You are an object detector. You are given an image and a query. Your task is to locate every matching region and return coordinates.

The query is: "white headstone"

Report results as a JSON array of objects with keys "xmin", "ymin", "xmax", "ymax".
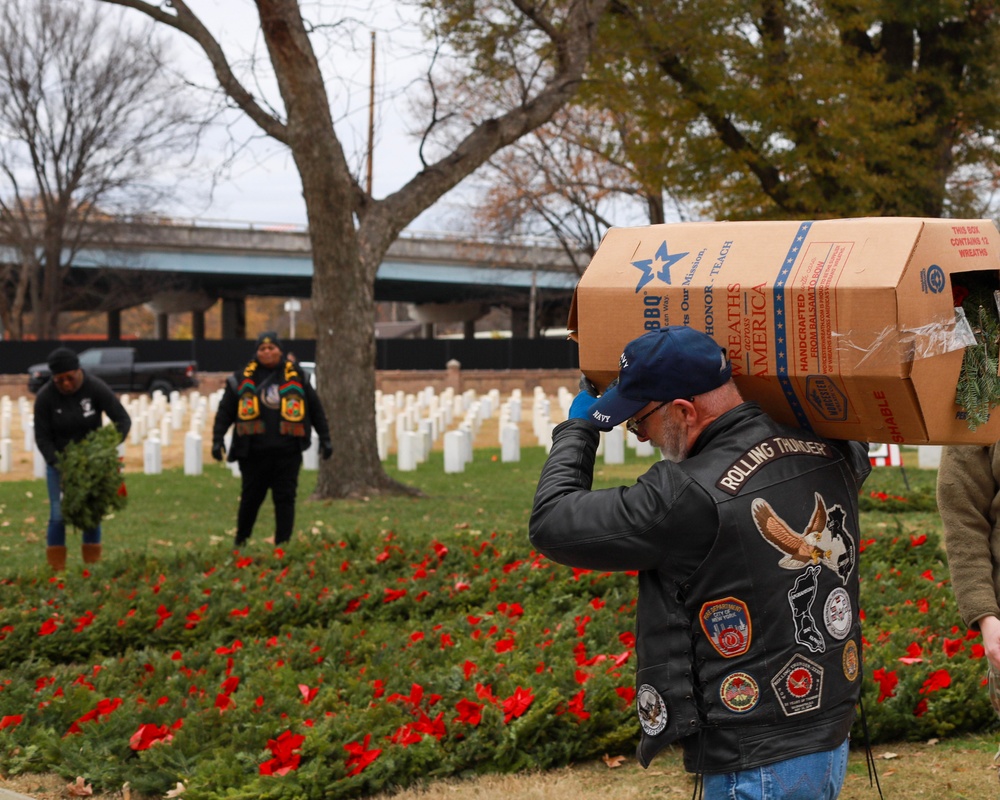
[
  {"xmin": 33, "ymin": 445, "xmax": 46, "ymax": 479},
  {"xmin": 917, "ymin": 445, "xmax": 942, "ymax": 469},
  {"xmin": 604, "ymin": 427, "xmax": 625, "ymax": 464},
  {"xmin": 397, "ymin": 431, "xmax": 419, "ymax": 471},
  {"xmin": 635, "ymin": 439, "xmax": 655, "ymax": 458},
  {"xmin": 501, "ymin": 423, "xmax": 521, "ymax": 463},
  {"xmin": 184, "ymin": 431, "xmax": 203, "ymax": 475},
  {"xmin": 444, "ymin": 430, "xmax": 465, "ymax": 473},
  {"xmin": 0, "ymin": 438, "xmax": 9, "ymax": 474},
  {"xmin": 303, "ymin": 432, "xmax": 319, "ymax": 470},
  {"xmin": 143, "ymin": 436, "xmax": 162, "ymax": 475}
]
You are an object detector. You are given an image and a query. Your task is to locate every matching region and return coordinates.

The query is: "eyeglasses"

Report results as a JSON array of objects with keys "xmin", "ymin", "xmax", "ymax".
[{"xmin": 627, "ymin": 402, "xmax": 667, "ymax": 435}]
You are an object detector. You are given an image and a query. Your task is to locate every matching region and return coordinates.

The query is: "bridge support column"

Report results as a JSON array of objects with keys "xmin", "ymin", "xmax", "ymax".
[
  {"xmin": 192, "ymin": 310, "xmax": 206, "ymax": 340},
  {"xmin": 155, "ymin": 313, "xmax": 169, "ymax": 340},
  {"xmin": 107, "ymin": 309, "xmax": 121, "ymax": 340},
  {"xmin": 421, "ymin": 322, "xmax": 434, "ymax": 339},
  {"xmin": 463, "ymin": 320, "xmax": 475, "ymax": 340},
  {"xmin": 510, "ymin": 306, "xmax": 530, "ymax": 338},
  {"xmin": 222, "ymin": 298, "xmax": 246, "ymax": 339}
]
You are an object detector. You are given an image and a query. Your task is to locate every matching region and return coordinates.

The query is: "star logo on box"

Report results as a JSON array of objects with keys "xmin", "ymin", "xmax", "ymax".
[{"xmin": 631, "ymin": 241, "xmax": 689, "ymax": 292}]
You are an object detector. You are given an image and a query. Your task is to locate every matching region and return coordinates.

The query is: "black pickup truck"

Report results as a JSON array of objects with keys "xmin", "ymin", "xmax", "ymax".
[{"xmin": 28, "ymin": 347, "xmax": 198, "ymax": 395}]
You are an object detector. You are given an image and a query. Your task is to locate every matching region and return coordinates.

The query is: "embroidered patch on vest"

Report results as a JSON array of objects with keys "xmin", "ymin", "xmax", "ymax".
[
  {"xmin": 636, "ymin": 684, "xmax": 668, "ymax": 736},
  {"xmin": 719, "ymin": 672, "xmax": 760, "ymax": 713},
  {"xmin": 787, "ymin": 564, "xmax": 825, "ymax": 654},
  {"xmin": 699, "ymin": 597, "xmax": 752, "ymax": 658},
  {"xmin": 842, "ymin": 640, "xmax": 859, "ymax": 682},
  {"xmin": 751, "ymin": 492, "xmax": 855, "ymax": 584},
  {"xmin": 715, "ymin": 436, "xmax": 834, "ymax": 495},
  {"xmin": 823, "ymin": 587, "xmax": 852, "ymax": 640},
  {"xmin": 771, "ymin": 655, "xmax": 824, "ymax": 716}
]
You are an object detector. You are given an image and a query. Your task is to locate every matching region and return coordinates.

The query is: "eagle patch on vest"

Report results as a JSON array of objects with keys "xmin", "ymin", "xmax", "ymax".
[{"xmin": 751, "ymin": 492, "xmax": 855, "ymax": 582}]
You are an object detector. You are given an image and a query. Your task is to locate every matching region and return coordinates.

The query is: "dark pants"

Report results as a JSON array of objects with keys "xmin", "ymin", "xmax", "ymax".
[{"xmin": 236, "ymin": 449, "xmax": 302, "ymax": 545}]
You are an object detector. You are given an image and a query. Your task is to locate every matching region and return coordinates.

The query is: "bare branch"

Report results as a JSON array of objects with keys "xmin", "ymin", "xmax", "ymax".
[{"xmin": 99, "ymin": 0, "xmax": 289, "ymax": 143}]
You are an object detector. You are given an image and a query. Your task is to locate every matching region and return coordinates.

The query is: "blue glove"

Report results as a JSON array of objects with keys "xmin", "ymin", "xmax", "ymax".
[{"xmin": 569, "ymin": 390, "xmax": 599, "ymax": 423}]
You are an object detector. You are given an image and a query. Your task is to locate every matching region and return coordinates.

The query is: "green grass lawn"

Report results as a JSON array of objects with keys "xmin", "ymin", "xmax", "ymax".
[{"xmin": 0, "ymin": 444, "xmax": 990, "ymax": 799}]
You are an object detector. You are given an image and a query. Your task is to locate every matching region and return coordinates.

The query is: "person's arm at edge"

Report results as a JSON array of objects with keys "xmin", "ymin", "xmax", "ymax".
[
  {"xmin": 529, "ymin": 419, "xmax": 685, "ymax": 572},
  {"xmin": 304, "ymin": 379, "xmax": 331, "ymax": 443},
  {"xmin": 32, "ymin": 388, "xmax": 58, "ymax": 466},
  {"xmin": 938, "ymin": 445, "xmax": 1000, "ymax": 634},
  {"xmin": 96, "ymin": 380, "xmax": 131, "ymax": 443}
]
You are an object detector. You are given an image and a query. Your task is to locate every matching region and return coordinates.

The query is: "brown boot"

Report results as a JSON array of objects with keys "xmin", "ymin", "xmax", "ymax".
[
  {"xmin": 81, "ymin": 543, "xmax": 102, "ymax": 564},
  {"xmin": 46, "ymin": 546, "xmax": 67, "ymax": 572}
]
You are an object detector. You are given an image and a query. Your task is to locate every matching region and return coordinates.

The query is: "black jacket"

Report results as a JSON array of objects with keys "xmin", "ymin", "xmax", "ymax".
[
  {"xmin": 33, "ymin": 372, "xmax": 131, "ymax": 467},
  {"xmin": 529, "ymin": 402, "xmax": 870, "ymax": 774},
  {"xmin": 212, "ymin": 359, "xmax": 331, "ymax": 461}
]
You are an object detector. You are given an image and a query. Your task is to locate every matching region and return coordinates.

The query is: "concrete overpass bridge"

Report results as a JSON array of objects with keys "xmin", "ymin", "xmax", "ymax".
[{"xmin": 43, "ymin": 219, "xmax": 585, "ymax": 339}]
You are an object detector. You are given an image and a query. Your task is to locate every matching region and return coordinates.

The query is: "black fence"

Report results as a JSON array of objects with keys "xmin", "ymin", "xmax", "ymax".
[{"xmin": 0, "ymin": 338, "xmax": 580, "ymax": 375}]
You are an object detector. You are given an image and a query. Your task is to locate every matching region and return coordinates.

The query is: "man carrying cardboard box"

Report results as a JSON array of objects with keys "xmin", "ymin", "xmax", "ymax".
[{"xmin": 530, "ymin": 326, "xmax": 872, "ymax": 799}]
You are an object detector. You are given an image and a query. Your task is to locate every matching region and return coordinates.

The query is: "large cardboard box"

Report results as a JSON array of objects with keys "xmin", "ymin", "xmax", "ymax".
[{"xmin": 569, "ymin": 218, "xmax": 1000, "ymax": 444}]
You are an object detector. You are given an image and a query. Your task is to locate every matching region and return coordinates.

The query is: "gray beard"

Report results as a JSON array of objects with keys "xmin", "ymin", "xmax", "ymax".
[{"xmin": 658, "ymin": 417, "xmax": 688, "ymax": 463}]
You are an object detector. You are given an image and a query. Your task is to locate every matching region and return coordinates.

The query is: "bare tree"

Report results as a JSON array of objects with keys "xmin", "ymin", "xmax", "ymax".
[
  {"xmin": 94, "ymin": 0, "xmax": 610, "ymax": 499},
  {"xmin": 472, "ymin": 104, "xmax": 701, "ymax": 271},
  {"xmin": 0, "ymin": 0, "xmax": 204, "ymax": 339}
]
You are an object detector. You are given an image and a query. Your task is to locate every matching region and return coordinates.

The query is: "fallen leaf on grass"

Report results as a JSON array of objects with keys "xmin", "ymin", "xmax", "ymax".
[
  {"xmin": 165, "ymin": 781, "xmax": 186, "ymax": 797},
  {"xmin": 602, "ymin": 754, "xmax": 627, "ymax": 768},
  {"xmin": 926, "ymin": 738, "xmax": 939, "ymax": 746},
  {"xmin": 879, "ymin": 752, "xmax": 899, "ymax": 760},
  {"xmin": 66, "ymin": 776, "xmax": 93, "ymax": 796},
  {"xmin": 454, "ymin": 522, "xmax": 470, "ymax": 529}
]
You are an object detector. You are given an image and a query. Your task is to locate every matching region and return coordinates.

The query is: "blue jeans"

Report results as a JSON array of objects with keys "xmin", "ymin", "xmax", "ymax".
[
  {"xmin": 46, "ymin": 465, "xmax": 101, "ymax": 547},
  {"xmin": 702, "ymin": 739, "xmax": 849, "ymax": 800}
]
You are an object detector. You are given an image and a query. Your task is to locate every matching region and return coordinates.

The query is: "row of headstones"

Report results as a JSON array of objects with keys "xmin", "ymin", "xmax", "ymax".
[
  {"xmin": 0, "ymin": 384, "xmax": 659, "ymax": 480},
  {"xmin": 0, "ymin": 390, "xmax": 224, "ymax": 477},
  {"xmin": 395, "ymin": 384, "xmax": 659, "ymax": 474}
]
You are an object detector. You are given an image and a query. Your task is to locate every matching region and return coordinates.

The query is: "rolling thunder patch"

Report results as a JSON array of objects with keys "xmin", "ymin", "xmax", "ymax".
[{"xmin": 715, "ymin": 436, "xmax": 835, "ymax": 496}]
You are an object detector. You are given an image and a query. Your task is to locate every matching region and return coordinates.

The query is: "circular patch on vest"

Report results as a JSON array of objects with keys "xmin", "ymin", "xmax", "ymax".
[
  {"xmin": 823, "ymin": 587, "xmax": 852, "ymax": 640},
  {"xmin": 719, "ymin": 672, "xmax": 760, "ymax": 713},
  {"xmin": 636, "ymin": 684, "xmax": 668, "ymax": 736},
  {"xmin": 842, "ymin": 639, "xmax": 859, "ymax": 682}
]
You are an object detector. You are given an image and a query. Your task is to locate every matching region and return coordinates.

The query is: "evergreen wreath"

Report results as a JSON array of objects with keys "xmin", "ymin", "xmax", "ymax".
[
  {"xmin": 955, "ymin": 283, "xmax": 1000, "ymax": 430},
  {"xmin": 57, "ymin": 425, "xmax": 127, "ymax": 532}
]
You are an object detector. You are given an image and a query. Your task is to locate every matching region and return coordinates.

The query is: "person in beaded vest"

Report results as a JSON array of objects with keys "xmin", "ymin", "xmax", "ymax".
[
  {"xmin": 530, "ymin": 327, "xmax": 871, "ymax": 800},
  {"xmin": 212, "ymin": 332, "xmax": 332, "ymax": 547}
]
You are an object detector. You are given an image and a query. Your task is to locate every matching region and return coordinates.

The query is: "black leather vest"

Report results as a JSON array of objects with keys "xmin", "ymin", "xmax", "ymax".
[{"xmin": 636, "ymin": 415, "xmax": 865, "ymax": 773}]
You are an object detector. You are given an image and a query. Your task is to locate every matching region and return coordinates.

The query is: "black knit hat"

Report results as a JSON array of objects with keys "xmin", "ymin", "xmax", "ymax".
[
  {"xmin": 47, "ymin": 347, "xmax": 80, "ymax": 375},
  {"xmin": 255, "ymin": 331, "xmax": 282, "ymax": 350}
]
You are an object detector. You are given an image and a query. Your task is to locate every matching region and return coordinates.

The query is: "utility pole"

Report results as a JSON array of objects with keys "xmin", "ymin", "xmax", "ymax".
[{"xmin": 366, "ymin": 31, "xmax": 376, "ymax": 195}]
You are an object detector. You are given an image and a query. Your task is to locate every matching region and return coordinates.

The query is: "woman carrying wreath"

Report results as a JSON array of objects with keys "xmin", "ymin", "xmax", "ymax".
[
  {"xmin": 211, "ymin": 332, "xmax": 332, "ymax": 548},
  {"xmin": 33, "ymin": 347, "xmax": 132, "ymax": 571}
]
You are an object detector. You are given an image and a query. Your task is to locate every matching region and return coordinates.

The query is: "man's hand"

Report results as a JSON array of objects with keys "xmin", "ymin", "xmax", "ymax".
[
  {"xmin": 211, "ymin": 442, "xmax": 225, "ymax": 462},
  {"xmin": 569, "ymin": 389, "xmax": 598, "ymax": 421},
  {"xmin": 979, "ymin": 615, "xmax": 1000, "ymax": 674},
  {"xmin": 320, "ymin": 439, "xmax": 333, "ymax": 460},
  {"xmin": 568, "ymin": 375, "xmax": 613, "ymax": 430}
]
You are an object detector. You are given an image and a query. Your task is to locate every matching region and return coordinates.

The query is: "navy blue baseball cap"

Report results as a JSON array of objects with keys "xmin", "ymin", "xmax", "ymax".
[{"xmin": 587, "ymin": 326, "xmax": 732, "ymax": 428}]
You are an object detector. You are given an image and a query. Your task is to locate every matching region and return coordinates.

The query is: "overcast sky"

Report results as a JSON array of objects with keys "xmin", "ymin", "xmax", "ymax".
[{"xmin": 153, "ymin": 1, "xmax": 467, "ymax": 232}]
